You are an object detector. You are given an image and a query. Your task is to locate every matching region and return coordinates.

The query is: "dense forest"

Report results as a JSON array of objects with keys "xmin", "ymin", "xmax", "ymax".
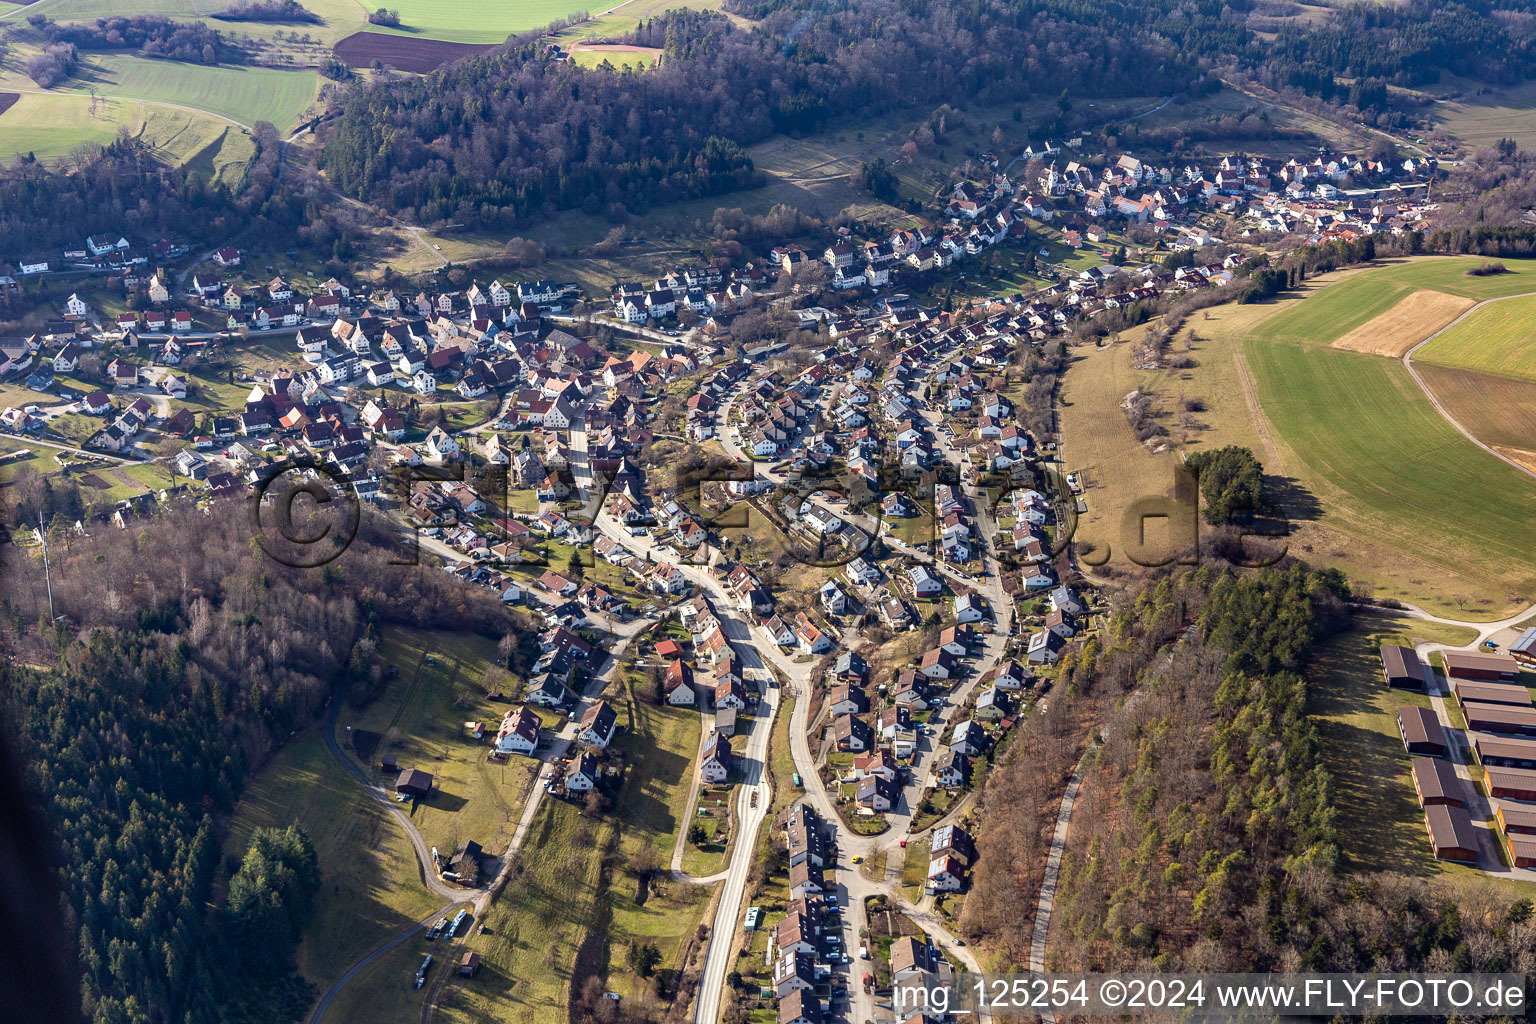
[
  {"xmin": 0, "ymin": 500, "xmax": 534, "ymax": 1024},
  {"xmin": 316, "ymin": 2, "xmax": 1198, "ymax": 228},
  {"xmin": 0, "ymin": 131, "xmax": 369, "ymax": 267},
  {"xmin": 315, "ymin": 0, "xmax": 1536, "ymax": 230},
  {"xmin": 40, "ymin": 15, "xmax": 243, "ymax": 64}
]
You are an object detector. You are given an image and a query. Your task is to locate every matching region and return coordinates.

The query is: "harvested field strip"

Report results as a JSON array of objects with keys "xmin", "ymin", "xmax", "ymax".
[
  {"xmin": 333, "ymin": 31, "xmax": 498, "ymax": 73},
  {"xmin": 1495, "ymin": 447, "xmax": 1536, "ymax": 475},
  {"xmin": 1414, "ymin": 362, "xmax": 1536, "ymax": 454},
  {"xmin": 1330, "ymin": 289, "xmax": 1475, "ymax": 357}
]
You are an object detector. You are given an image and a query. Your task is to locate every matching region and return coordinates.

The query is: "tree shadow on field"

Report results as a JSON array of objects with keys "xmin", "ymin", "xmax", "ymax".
[{"xmin": 1266, "ymin": 472, "xmax": 1321, "ymax": 523}]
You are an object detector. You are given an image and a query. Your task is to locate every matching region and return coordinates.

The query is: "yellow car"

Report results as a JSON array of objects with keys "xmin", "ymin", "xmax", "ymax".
[{"xmin": 851, "ymin": 855, "xmax": 863, "ymax": 864}]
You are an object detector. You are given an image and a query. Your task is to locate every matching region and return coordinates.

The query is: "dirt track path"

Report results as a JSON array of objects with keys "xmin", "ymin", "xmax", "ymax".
[{"xmin": 1231, "ymin": 343, "xmax": 1286, "ymax": 474}]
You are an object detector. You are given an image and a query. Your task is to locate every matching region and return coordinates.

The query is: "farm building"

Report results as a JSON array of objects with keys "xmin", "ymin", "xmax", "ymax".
[
  {"xmin": 1424, "ymin": 803, "xmax": 1479, "ymax": 863},
  {"xmin": 1462, "ymin": 701, "xmax": 1536, "ymax": 736},
  {"xmin": 1398, "ymin": 706, "xmax": 1447, "ymax": 757},
  {"xmin": 1504, "ymin": 832, "xmax": 1536, "ymax": 868},
  {"xmin": 1487, "ymin": 765, "xmax": 1536, "ymax": 802},
  {"xmin": 1410, "ymin": 756, "xmax": 1462, "ymax": 807},
  {"xmin": 1474, "ymin": 735, "xmax": 1536, "ymax": 769},
  {"xmin": 1380, "ymin": 645, "xmax": 1424, "ymax": 690},
  {"xmin": 1443, "ymin": 650, "xmax": 1521, "ymax": 682},
  {"xmin": 1512, "ymin": 627, "xmax": 1536, "ymax": 668},
  {"xmin": 1497, "ymin": 803, "xmax": 1536, "ymax": 835},
  {"xmin": 396, "ymin": 768, "xmax": 434, "ymax": 798},
  {"xmin": 1454, "ymin": 679, "xmax": 1532, "ymax": 707},
  {"xmin": 457, "ymin": 951, "xmax": 481, "ymax": 977},
  {"xmin": 447, "ymin": 840, "xmax": 482, "ymax": 882}
]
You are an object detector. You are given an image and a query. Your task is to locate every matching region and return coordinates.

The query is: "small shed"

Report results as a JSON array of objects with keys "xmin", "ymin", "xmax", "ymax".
[
  {"xmin": 380, "ymin": 753, "xmax": 398, "ymax": 773},
  {"xmin": 458, "ymin": 951, "xmax": 481, "ymax": 977},
  {"xmin": 448, "ymin": 840, "xmax": 483, "ymax": 881},
  {"xmin": 396, "ymin": 767, "xmax": 435, "ymax": 798}
]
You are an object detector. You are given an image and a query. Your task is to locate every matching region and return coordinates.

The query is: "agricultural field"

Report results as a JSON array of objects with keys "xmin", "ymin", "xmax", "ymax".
[
  {"xmin": 1248, "ymin": 256, "xmax": 1536, "ymax": 348},
  {"xmin": 1414, "ymin": 363, "xmax": 1536, "ymax": 458},
  {"xmin": 549, "ymin": 0, "xmax": 736, "ymax": 46},
  {"xmin": 51, "ymin": 54, "xmax": 319, "ymax": 131},
  {"xmin": 1243, "ymin": 326, "xmax": 1536, "ymax": 617},
  {"xmin": 332, "ymin": 32, "xmax": 497, "ymax": 73},
  {"xmin": 362, "ymin": 0, "xmax": 626, "ymax": 44},
  {"xmin": 1064, "ymin": 261, "xmax": 1536, "ymax": 616},
  {"xmin": 1414, "ymin": 292, "xmax": 1536, "ymax": 383},
  {"xmin": 1, "ymin": 0, "xmax": 385, "ymax": 46},
  {"xmin": 0, "ymin": 92, "xmax": 131, "ymax": 161},
  {"xmin": 1433, "ymin": 80, "xmax": 1536, "ymax": 153},
  {"xmin": 1330, "ymin": 289, "xmax": 1475, "ymax": 357}
]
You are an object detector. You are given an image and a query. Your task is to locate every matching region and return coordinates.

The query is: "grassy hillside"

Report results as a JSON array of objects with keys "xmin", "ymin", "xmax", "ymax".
[
  {"xmin": 1243, "ymin": 335, "xmax": 1536, "ymax": 611},
  {"xmin": 0, "ymin": 92, "xmax": 130, "ymax": 159},
  {"xmin": 1415, "ymin": 291, "xmax": 1536, "ymax": 383},
  {"xmin": 0, "ymin": 91, "xmax": 252, "ymax": 183},
  {"xmin": 223, "ymin": 729, "xmax": 445, "ymax": 1000},
  {"xmin": 1059, "ymin": 260, "xmax": 1536, "ymax": 616},
  {"xmin": 53, "ymin": 54, "xmax": 318, "ymax": 131}
]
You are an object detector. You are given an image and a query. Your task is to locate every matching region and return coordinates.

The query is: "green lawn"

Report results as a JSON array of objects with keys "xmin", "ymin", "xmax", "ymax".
[
  {"xmin": 1243, "ymin": 333, "xmax": 1536, "ymax": 616},
  {"xmin": 364, "ymin": 0, "xmax": 602, "ymax": 43},
  {"xmin": 901, "ymin": 839, "xmax": 928, "ymax": 899},
  {"xmin": 224, "ymin": 729, "xmax": 444, "ymax": 1003},
  {"xmin": 58, "ymin": 54, "xmax": 319, "ymax": 131},
  {"xmin": 434, "ymin": 686, "xmax": 718, "ymax": 1022},
  {"xmin": 434, "ymin": 799, "xmax": 605, "ymax": 1024},
  {"xmin": 1415, "ymin": 292, "xmax": 1536, "ymax": 383},
  {"xmin": 341, "ymin": 628, "xmax": 538, "ymax": 857},
  {"xmin": 1251, "ymin": 256, "xmax": 1536, "ymax": 347},
  {"xmin": 0, "ymin": 92, "xmax": 131, "ymax": 161}
]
